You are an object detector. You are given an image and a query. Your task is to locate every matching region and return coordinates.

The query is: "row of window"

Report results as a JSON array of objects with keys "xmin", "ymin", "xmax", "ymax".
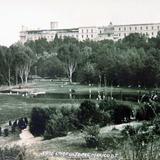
[
  {"xmin": 81, "ymin": 35, "xmax": 94, "ymax": 39},
  {"xmin": 28, "ymin": 35, "xmax": 55, "ymax": 40},
  {"xmin": 58, "ymin": 34, "xmax": 94, "ymax": 39},
  {"xmin": 81, "ymin": 29, "xmax": 94, "ymax": 33},
  {"xmin": 59, "ymin": 34, "xmax": 78, "ymax": 39},
  {"xmin": 118, "ymin": 32, "xmax": 157, "ymax": 37},
  {"xmin": 118, "ymin": 26, "xmax": 160, "ymax": 31}
]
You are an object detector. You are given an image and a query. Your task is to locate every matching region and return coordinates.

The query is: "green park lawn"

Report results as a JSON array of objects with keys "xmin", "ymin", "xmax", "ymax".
[{"xmin": 0, "ymin": 79, "xmax": 149, "ymax": 125}]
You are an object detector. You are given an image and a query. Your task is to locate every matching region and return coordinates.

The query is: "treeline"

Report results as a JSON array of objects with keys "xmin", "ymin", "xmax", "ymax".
[
  {"xmin": 26, "ymin": 32, "xmax": 160, "ymax": 87},
  {"xmin": 1, "ymin": 32, "xmax": 160, "ymax": 87}
]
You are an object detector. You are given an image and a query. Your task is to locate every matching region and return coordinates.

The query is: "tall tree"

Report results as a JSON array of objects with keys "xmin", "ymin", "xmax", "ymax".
[
  {"xmin": 58, "ymin": 43, "xmax": 81, "ymax": 83},
  {"xmin": 4, "ymin": 48, "xmax": 13, "ymax": 86},
  {"xmin": 10, "ymin": 43, "xmax": 35, "ymax": 84}
]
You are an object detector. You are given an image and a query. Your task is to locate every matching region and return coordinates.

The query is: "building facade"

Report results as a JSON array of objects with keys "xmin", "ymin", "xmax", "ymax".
[{"xmin": 20, "ymin": 22, "xmax": 160, "ymax": 43}]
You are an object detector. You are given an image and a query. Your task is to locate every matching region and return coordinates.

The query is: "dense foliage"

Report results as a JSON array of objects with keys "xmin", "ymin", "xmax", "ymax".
[
  {"xmin": 29, "ymin": 107, "xmax": 50, "ymax": 136},
  {"xmin": 1, "ymin": 32, "xmax": 160, "ymax": 87}
]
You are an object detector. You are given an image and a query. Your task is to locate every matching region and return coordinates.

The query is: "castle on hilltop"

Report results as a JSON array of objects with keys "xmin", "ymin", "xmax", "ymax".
[{"xmin": 20, "ymin": 21, "xmax": 160, "ymax": 43}]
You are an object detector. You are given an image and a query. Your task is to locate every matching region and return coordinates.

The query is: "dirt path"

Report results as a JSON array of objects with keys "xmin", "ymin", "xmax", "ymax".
[
  {"xmin": 100, "ymin": 121, "xmax": 142, "ymax": 134},
  {"xmin": 17, "ymin": 127, "xmax": 43, "ymax": 146}
]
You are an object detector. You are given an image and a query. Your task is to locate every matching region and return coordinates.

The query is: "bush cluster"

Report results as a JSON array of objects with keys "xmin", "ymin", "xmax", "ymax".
[
  {"xmin": 136, "ymin": 102, "xmax": 160, "ymax": 121},
  {"xmin": 29, "ymin": 99, "xmax": 135, "ymax": 140},
  {"xmin": 30, "ymin": 106, "xmax": 79, "ymax": 139}
]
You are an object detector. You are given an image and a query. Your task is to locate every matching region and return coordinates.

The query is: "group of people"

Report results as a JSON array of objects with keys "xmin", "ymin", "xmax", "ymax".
[
  {"xmin": 0, "ymin": 117, "xmax": 29, "ymax": 137},
  {"xmin": 10, "ymin": 117, "xmax": 29, "ymax": 130}
]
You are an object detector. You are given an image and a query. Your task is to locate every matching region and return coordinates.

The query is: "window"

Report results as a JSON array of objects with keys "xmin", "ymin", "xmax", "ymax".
[
  {"xmin": 135, "ymin": 27, "xmax": 137, "ymax": 30},
  {"xmin": 91, "ymin": 35, "xmax": 93, "ymax": 38},
  {"xmin": 100, "ymin": 30, "xmax": 102, "ymax": 34},
  {"xmin": 82, "ymin": 35, "xmax": 84, "ymax": 38},
  {"xmin": 91, "ymin": 29, "xmax": 93, "ymax": 33},
  {"xmin": 152, "ymin": 32, "xmax": 154, "ymax": 36},
  {"xmin": 119, "ymin": 33, "xmax": 121, "ymax": 36},
  {"xmin": 140, "ymin": 27, "xmax": 143, "ymax": 30},
  {"xmin": 158, "ymin": 26, "xmax": 160, "ymax": 30},
  {"xmin": 87, "ymin": 35, "xmax": 89, "ymax": 38},
  {"xmin": 152, "ymin": 26, "xmax": 154, "ymax": 30},
  {"xmin": 119, "ymin": 28, "xmax": 121, "ymax": 31},
  {"xmin": 146, "ymin": 26, "xmax": 148, "ymax": 30},
  {"xmin": 124, "ymin": 33, "xmax": 126, "ymax": 37},
  {"xmin": 130, "ymin": 27, "xmax": 132, "ymax": 31},
  {"xmin": 86, "ymin": 29, "xmax": 88, "ymax": 33},
  {"xmin": 82, "ymin": 29, "xmax": 83, "ymax": 33},
  {"xmin": 124, "ymin": 27, "xmax": 126, "ymax": 31}
]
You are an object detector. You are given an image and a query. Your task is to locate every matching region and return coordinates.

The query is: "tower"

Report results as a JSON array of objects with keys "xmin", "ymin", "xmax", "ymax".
[{"xmin": 50, "ymin": 21, "xmax": 58, "ymax": 29}]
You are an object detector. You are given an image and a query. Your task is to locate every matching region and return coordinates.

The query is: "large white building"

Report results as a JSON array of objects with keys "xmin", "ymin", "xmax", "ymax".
[{"xmin": 20, "ymin": 22, "xmax": 160, "ymax": 43}]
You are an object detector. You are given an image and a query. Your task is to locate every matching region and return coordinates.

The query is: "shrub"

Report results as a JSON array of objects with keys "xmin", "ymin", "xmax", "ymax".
[
  {"xmin": 29, "ymin": 107, "xmax": 50, "ymax": 136},
  {"xmin": 67, "ymin": 107, "xmax": 80, "ymax": 130},
  {"xmin": 113, "ymin": 104, "xmax": 133, "ymax": 124},
  {"xmin": 99, "ymin": 99, "xmax": 116, "ymax": 111},
  {"xmin": 136, "ymin": 107, "xmax": 146, "ymax": 121},
  {"xmin": 59, "ymin": 106, "xmax": 79, "ymax": 130},
  {"xmin": 121, "ymin": 125, "xmax": 136, "ymax": 137},
  {"xmin": 120, "ymin": 123, "xmax": 159, "ymax": 160},
  {"xmin": 0, "ymin": 145, "xmax": 46, "ymax": 160},
  {"xmin": 97, "ymin": 136, "xmax": 122, "ymax": 151},
  {"xmin": 60, "ymin": 106, "xmax": 71, "ymax": 116},
  {"xmin": 78, "ymin": 100, "xmax": 98, "ymax": 127},
  {"xmin": 0, "ymin": 145, "xmax": 25, "ymax": 160},
  {"xmin": 97, "ymin": 111, "xmax": 111, "ymax": 127},
  {"xmin": 153, "ymin": 115, "xmax": 160, "ymax": 135},
  {"xmin": 136, "ymin": 103, "xmax": 156, "ymax": 121},
  {"xmin": 44, "ymin": 113, "xmax": 69, "ymax": 139},
  {"xmin": 84, "ymin": 125, "xmax": 100, "ymax": 148}
]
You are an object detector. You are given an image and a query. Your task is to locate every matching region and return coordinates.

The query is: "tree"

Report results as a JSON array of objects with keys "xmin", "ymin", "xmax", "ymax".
[
  {"xmin": 0, "ymin": 46, "xmax": 12, "ymax": 85},
  {"xmin": 23, "ymin": 46, "xmax": 35, "ymax": 84},
  {"xmin": 122, "ymin": 33, "xmax": 148, "ymax": 49},
  {"xmin": 35, "ymin": 55, "xmax": 64, "ymax": 78},
  {"xmin": 10, "ymin": 43, "xmax": 35, "ymax": 84},
  {"xmin": 58, "ymin": 43, "xmax": 81, "ymax": 83},
  {"xmin": 95, "ymin": 44, "xmax": 117, "ymax": 85},
  {"xmin": 3, "ymin": 48, "xmax": 13, "ymax": 86}
]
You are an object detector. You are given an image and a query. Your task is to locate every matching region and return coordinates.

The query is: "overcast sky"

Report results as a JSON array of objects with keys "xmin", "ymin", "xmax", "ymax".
[{"xmin": 0, "ymin": 0, "xmax": 160, "ymax": 46}]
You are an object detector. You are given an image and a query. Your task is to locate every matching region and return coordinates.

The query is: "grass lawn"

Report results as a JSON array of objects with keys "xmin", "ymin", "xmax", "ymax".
[
  {"xmin": 0, "ymin": 80, "xmax": 149, "ymax": 125},
  {"xmin": 0, "ymin": 95, "xmax": 80, "ymax": 125},
  {"xmin": 30, "ymin": 80, "xmax": 147, "ymax": 94}
]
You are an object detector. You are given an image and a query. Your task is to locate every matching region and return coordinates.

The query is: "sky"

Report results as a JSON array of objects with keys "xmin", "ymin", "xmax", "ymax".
[{"xmin": 0, "ymin": 0, "xmax": 160, "ymax": 46}]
